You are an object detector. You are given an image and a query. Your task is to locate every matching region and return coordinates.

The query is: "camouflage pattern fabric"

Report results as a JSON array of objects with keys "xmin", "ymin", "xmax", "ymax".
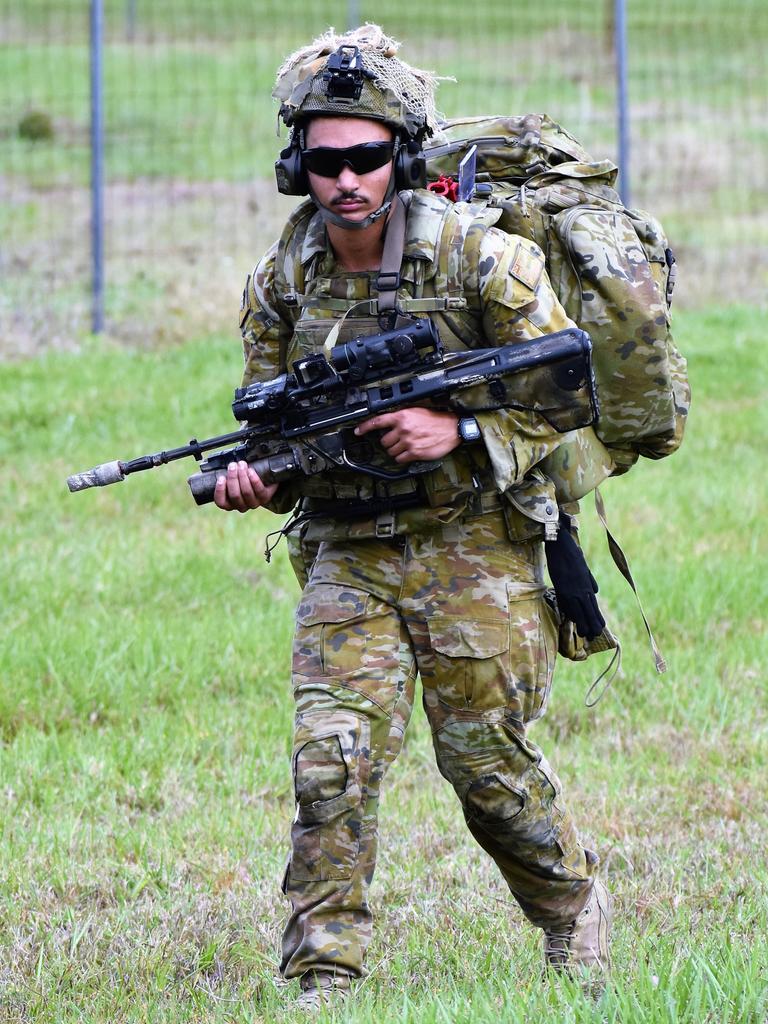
[
  {"xmin": 238, "ymin": 189, "xmax": 620, "ymax": 528},
  {"xmin": 425, "ymin": 113, "xmax": 594, "ymax": 181},
  {"xmin": 424, "ymin": 115, "xmax": 690, "ymax": 460},
  {"xmin": 273, "ymin": 25, "xmax": 442, "ymax": 139},
  {"xmin": 282, "ymin": 513, "xmax": 596, "ymax": 980}
]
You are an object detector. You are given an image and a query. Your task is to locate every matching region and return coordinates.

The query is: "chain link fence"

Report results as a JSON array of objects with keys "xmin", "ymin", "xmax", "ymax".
[{"xmin": 2, "ymin": 0, "xmax": 766, "ymax": 357}]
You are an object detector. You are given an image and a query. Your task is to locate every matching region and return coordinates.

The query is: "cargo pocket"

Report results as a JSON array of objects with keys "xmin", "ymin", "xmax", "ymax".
[
  {"xmin": 294, "ymin": 584, "xmax": 367, "ymax": 676},
  {"xmin": 426, "ymin": 617, "xmax": 509, "ymax": 710},
  {"xmin": 293, "ymin": 583, "xmax": 400, "ymax": 707},
  {"xmin": 289, "ymin": 709, "xmax": 370, "ymax": 883},
  {"xmin": 507, "ymin": 582, "xmax": 557, "ymax": 724}
]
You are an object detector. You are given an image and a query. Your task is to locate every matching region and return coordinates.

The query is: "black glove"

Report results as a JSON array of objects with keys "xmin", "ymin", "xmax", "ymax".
[{"xmin": 545, "ymin": 518, "xmax": 606, "ymax": 641}]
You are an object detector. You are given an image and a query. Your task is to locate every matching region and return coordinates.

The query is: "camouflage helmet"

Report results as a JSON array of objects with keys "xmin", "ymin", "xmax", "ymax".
[{"xmin": 273, "ymin": 24, "xmax": 442, "ymax": 141}]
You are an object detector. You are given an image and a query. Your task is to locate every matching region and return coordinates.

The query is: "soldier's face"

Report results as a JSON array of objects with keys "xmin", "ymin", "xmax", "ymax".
[{"xmin": 303, "ymin": 117, "xmax": 394, "ymax": 224}]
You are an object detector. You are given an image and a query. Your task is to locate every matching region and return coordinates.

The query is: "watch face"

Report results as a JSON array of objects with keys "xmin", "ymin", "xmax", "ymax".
[{"xmin": 459, "ymin": 417, "xmax": 481, "ymax": 442}]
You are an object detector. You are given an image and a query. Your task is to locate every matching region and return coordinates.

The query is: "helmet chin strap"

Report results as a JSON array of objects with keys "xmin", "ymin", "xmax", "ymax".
[{"xmin": 310, "ymin": 171, "xmax": 397, "ymax": 231}]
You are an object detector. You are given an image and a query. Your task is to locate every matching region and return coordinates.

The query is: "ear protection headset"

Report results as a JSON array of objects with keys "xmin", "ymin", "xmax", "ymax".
[{"xmin": 275, "ymin": 130, "xmax": 427, "ymax": 197}]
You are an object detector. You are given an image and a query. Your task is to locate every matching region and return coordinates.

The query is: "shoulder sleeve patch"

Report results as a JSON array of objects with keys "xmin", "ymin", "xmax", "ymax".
[
  {"xmin": 508, "ymin": 239, "xmax": 545, "ymax": 292},
  {"xmin": 239, "ymin": 273, "xmax": 252, "ymax": 328}
]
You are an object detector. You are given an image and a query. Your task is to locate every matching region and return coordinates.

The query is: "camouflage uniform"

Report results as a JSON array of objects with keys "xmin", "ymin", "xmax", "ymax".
[{"xmin": 239, "ymin": 189, "xmax": 615, "ymax": 981}]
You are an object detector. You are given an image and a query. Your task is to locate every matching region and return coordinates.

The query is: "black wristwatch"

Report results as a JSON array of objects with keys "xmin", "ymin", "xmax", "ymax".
[{"xmin": 457, "ymin": 416, "xmax": 481, "ymax": 443}]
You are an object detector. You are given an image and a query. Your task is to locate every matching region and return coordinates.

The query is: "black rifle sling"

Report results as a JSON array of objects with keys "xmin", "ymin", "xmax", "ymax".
[{"xmin": 376, "ymin": 191, "xmax": 411, "ymax": 326}]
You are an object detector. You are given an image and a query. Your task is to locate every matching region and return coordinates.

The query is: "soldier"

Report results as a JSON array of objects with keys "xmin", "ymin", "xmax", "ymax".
[{"xmin": 214, "ymin": 25, "xmax": 613, "ymax": 1009}]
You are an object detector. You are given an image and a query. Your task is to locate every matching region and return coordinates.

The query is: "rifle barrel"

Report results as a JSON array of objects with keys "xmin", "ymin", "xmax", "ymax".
[{"xmin": 66, "ymin": 426, "xmax": 255, "ymax": 493}]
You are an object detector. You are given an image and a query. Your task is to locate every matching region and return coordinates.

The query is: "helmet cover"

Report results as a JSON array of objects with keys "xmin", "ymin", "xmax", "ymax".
[{"xmin": 273, "ymin": 24, "xmax": 445, "ymax": 140}]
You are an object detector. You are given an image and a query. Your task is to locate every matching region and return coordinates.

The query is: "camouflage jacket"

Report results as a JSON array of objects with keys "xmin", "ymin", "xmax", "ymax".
[{"xmin": 238, "ymin": 189, "xmax": 619, "ymax": 540}]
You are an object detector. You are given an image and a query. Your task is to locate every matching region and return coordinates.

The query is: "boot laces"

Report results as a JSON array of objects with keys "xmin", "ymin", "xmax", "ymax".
[{"xmin": 545, "ymin": 923, "xmax": 575, "ymax": 959}]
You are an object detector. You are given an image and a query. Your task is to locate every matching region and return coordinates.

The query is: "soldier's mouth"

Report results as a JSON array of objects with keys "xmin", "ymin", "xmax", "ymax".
[{"xmin": 334, "ymin": 197, "xmax": 366, "ymax": 210}]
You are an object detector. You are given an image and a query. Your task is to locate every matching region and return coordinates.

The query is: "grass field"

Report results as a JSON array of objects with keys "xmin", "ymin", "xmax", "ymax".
[{"xmin": 1, "ymin": 303, "xmax": 766, "ymax": 1022}]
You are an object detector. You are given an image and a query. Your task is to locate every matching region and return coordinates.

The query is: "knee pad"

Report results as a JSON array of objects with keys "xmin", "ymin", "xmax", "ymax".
[
  {"xmin": 290, "ymin": 709, "xmax": 371, "ymax": 882},
  {"xmin": 463, "ymin": 772, "xmax": 527, "ymax": 825},
  {"xmin": 295, "ymin": 735, "xmax": 348, "ymax": 806}
]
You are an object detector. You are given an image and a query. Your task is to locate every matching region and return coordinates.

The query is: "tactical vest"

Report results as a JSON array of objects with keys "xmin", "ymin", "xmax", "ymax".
[{"xmin": 270, "ymin": 190, "xmax": 560, "ymax": 541}]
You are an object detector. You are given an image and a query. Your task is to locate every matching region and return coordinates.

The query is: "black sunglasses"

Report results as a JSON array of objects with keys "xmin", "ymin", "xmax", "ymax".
[{"xmin": 302, "ymin": 141, "xmax": 395, "ymax": 178}]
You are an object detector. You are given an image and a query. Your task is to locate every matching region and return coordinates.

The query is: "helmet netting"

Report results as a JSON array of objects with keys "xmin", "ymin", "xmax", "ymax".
[{"xmin": 273, "ymin": 24, "xmax": 446, "ymax": 135}]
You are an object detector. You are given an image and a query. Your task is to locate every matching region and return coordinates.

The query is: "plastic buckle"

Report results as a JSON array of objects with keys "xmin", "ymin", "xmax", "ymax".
[
  {"xmin": 376, "ymin": 271, "xmax": 400, "ymax": 292},
  {"xmin": 375, "ymin": 511, "xmax": 396, "ymax": 538}
]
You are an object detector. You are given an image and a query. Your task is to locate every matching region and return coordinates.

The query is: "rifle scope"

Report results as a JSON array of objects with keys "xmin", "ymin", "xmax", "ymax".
[{"xmin": 330, "ymin": 317, "xmax": 441, "ymax": 383}]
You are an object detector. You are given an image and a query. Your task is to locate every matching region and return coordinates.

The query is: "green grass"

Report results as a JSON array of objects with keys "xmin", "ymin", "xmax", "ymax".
[{"xmin": 0, "ymin": 305, "xmax": 766, "ymax": 1021}]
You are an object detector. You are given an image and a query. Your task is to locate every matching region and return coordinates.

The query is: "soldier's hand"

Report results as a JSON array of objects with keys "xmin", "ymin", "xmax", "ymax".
[
  {"xmin": 213, "ymin": 461, "xmax": 278, "ymax": 513},
  {"xmin": 354, "ymin": 408, "xmax": 461, "ymax": 463}
]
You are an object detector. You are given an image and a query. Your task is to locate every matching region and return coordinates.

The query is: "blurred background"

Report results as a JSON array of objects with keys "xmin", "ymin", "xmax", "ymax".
[{"xmin": 1, "ymin": 0, "xmax": 766, "ymax": 358}]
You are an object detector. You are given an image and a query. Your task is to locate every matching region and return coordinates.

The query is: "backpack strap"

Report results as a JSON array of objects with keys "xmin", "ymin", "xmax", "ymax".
[{"xmin": 376, "ymin": 191, "xmax": 411, "ymax": 327}]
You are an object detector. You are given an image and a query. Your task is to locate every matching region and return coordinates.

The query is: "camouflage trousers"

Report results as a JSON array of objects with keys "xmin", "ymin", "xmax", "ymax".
[{"xmin": 281, "ymin": 511, "xmax": 597, "ymax": 981}]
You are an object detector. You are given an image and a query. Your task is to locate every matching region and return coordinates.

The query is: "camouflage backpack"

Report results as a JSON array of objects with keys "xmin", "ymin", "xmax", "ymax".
[{"xmin": 424, "ymin": 113, "xmax": 690, "ymax": 462}]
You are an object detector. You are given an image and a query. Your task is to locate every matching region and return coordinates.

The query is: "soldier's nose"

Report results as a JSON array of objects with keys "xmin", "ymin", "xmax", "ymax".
[{"xmin": 337, "ymin": 165, "xmax": 359, "ymax": 189}]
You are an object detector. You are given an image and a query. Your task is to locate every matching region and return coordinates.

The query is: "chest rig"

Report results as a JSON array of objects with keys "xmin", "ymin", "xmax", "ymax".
[{"xmin": 271, "ymin": 190, "xmax": 539, "ymax": 536}]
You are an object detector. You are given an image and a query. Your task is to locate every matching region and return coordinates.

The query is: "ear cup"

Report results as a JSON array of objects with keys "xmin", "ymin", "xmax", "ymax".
[
  {"xmin": 395, "ymin": 138, "xmax": 427, "ymax": 190},
  {"xmin": 274, "ymin": 142, "xmax": 308, "ymax": 196}
]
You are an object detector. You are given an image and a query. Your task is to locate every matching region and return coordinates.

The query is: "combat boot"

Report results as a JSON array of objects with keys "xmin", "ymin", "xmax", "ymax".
[
  {"xmin": 296, "ymin": 969, "xmax": 351, "ymax": 1011},
  {"xmin": 544, "ymin": 878, "xmax": 612, "ymax": 976}
]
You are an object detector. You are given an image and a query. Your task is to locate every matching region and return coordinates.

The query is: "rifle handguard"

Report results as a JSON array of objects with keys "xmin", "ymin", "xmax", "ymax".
[{"xmin": 187, "ymin": 451, "xmax": 300, "ymax": 506}]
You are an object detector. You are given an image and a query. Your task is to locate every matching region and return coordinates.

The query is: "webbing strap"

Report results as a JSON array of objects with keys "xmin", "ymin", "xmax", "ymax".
[
  {"xmin": 376, "ymin": 192, "xmax": 410, "ymax": 322},
  {"xmin": 299, "ymin": 296, "xmax": 378, "ymax": 313},
  {"xmin": 320, "ymin": 194, "xmax": 412, "ymax": 353},
  {"xmin": 296, "ymin": 294, "xmax": 467, "ymax": 314},
  {"xmin": 594, "ymin": 487, "xmax": 667, "ymax": 674}
]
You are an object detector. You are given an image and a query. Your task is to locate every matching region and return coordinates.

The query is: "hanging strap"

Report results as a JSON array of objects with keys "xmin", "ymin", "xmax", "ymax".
[
  {"xmin": 322, "ymin": 298, "xmax": 381, "ymax": 356},
  {"xmin": 594, "ymin": 487, "xmax": 667, "ymax": 674}
]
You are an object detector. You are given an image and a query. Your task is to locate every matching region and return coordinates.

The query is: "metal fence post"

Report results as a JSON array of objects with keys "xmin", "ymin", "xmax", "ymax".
[
  {"xmin": 615, "ymin": 0, "xmax": 631, "ymax": 207},
  {"xmin": 347, "ymin": 0, "xmax": 360, "ymax": 31},
  {"xmin": 90, "ymin": 0, "xmax": 105, "ymax": 334},
  {"xmin": 126, "ymin": 0, "xmax": 137, "ymax": 39}
]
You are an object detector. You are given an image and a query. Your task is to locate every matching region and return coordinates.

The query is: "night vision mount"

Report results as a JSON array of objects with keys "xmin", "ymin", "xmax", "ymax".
[{"xmin": 322, "ymin": 46, "xmax": 373, "ymax": 102}]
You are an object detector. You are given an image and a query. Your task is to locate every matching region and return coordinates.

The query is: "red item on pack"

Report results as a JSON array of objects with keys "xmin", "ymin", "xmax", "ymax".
[{"xmin": 427, "ymin": 174, "xmax": 459, "ymax": 202}]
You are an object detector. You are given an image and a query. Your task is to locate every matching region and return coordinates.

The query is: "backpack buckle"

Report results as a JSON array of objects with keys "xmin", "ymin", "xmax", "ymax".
[
  {"xmin": 375, "ymin": 511, "xmax": 396, "ymax": 538},
  {"xmin": 376, "ymin": 271, "xmax": 400, "ymax": 292}
]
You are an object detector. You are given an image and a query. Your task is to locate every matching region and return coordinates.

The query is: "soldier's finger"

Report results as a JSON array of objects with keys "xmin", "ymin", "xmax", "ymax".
[
  {"xmin": 213, "ymin": 473, "xmax": 233, "ymax": 511},
  {"xmin": 236, "ymin": 461, "xmax": 259, "ymax": 506},
  {"xmin": 355, "ymin": 412, "xmax": 398, "ymax": 436},
  {"xmin": 387, "ymin": 439, "xmax": 409, "ymax": 457},
  {"xmin": 247, "ymin": 468, "xmax": 265, "ymax": 504},
  {"xmin": 394, "ymin": 449, "xmax": 416, "ymax": 463},
  {"xmin": 225, "ymin": 462, "xmax": 247, "ymax": 512},
  {"xmin": 248, "ymin": 468, "xmax": 277, "ymax": 505},
  {"xmin": 379, "ymin": 427, "xmax": 402, "ymax": 450}
]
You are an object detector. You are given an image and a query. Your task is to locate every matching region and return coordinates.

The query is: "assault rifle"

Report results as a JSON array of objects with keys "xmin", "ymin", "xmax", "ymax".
[{"xmin": 67, "ymin": 319, "xmax": 598, "ymax": 505}]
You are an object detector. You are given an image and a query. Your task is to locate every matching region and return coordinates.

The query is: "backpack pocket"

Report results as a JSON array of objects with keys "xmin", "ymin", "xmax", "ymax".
[{"xmin": 553, "ymin": 205, "xmax": 677, "ymax": 448}]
